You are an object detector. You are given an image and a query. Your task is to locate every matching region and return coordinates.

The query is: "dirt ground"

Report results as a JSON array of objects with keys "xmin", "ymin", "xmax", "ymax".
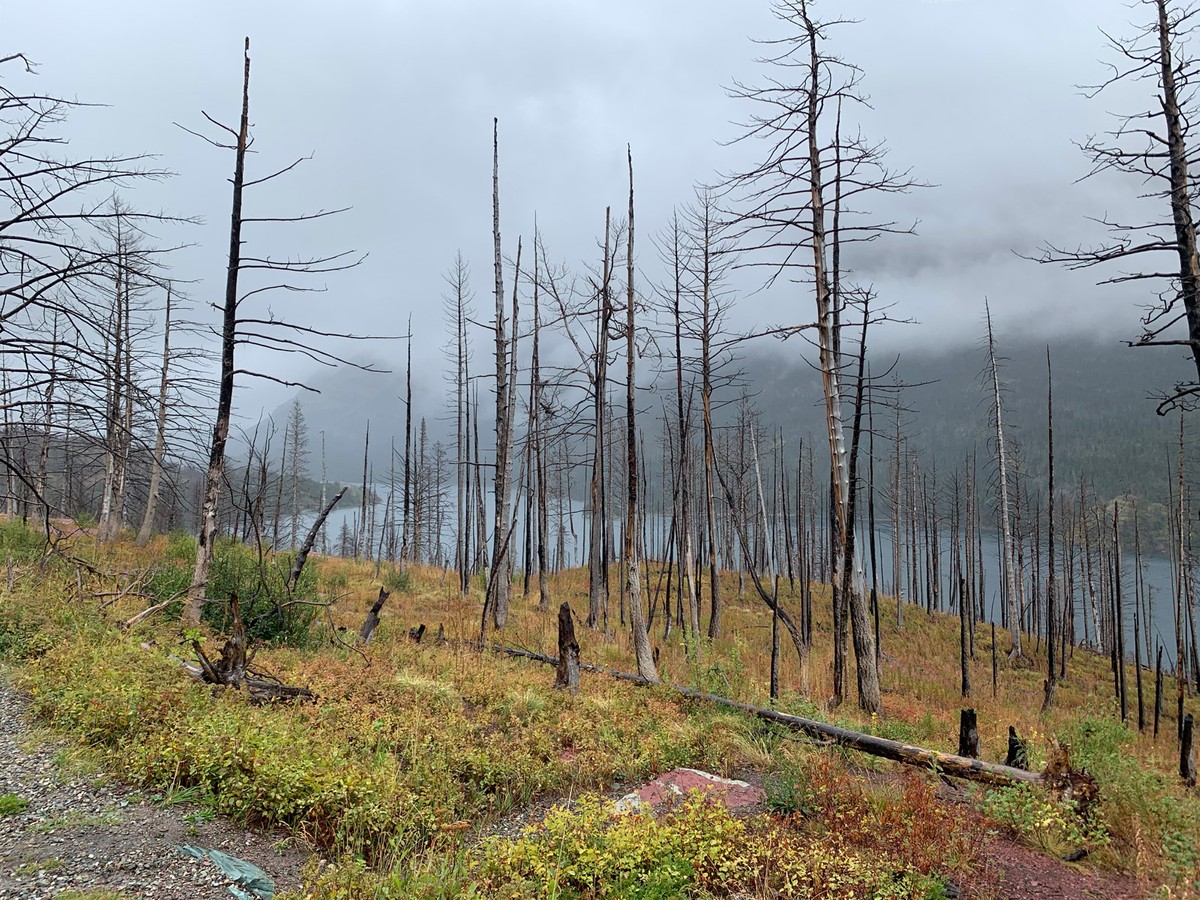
[{"xmin": 0, "ymin": 674, "xmax": 313, "ymax": 900}]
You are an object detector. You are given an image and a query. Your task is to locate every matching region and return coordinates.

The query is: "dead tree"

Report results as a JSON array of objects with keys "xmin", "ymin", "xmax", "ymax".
[
  {"xmin": 624, "ymin": 148, "xmax": 658, "ymax": 683},
  {"xmin": 724, "ymin": 0, "xmax": 918, "ymax": 711},
  {"xmin": 985, "ymin": 301, "xmax": 1022, "ymax": 659},
  {"xmin": 554, "ymin": 601, "xmax": 581, "ymax": 694},
  {"xmin": 183, "ymin": 39, "xmax": 374, "ymax": 625},
  {"xmin": 486, "ymin": 119, "xmax": 518, "ymax": 631},
  {"xmin": 136, "ymin": 283, "xmax": 173, "ymax": 546},
  {"xmin": 286, "ymin": 486, "xmax": 347, "ymax": 593},
  {"xmin": 1043, "ymin": 348, "xmax": 1057, "ymax": 709},
  {"xmin": 358, "ymin": 587, "xmax": 390, "ymax": 645},
  {"xmin": 0, "ymin": 54, "xmax": 174, "ymax": 528},
  {"xmin": 1039, "ymin": 0, "xmax": 1200, "ymax": 411}
]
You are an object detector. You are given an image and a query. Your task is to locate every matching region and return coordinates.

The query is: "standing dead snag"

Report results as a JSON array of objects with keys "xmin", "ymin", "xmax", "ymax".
[
  {"xmin": 1039, "ymin": 0, "xmax": 1200, "ymax": 410},
  {"xmin": 625, "ymin": 146, "xmax": 658, "ymax": 684},
  {"xmin": 487, "ymin": 118, "xmax": 518, "ymax": 631},
  {"xmin": 985, "ymin": 301, "xmax": 1021, "ymax": 659},
  {"xmin": 184, "ymin": 40, "xmax": 252, "ymax": 625},
  {"xmin": 1043, "ymin": 347, "xmax": 1057, "ymax": 710},
  {"xmin": 135, "ymin": 283, "xmax": 173, "ymax": 547},
  {"xmin": 724, "ymin": 0, "xmax": 918, "ymax": 711},
  {"xmin": 554, "ymin": 602, "xmax": 580, "ymax": 695},
  {"xmin": 182, "ymin": 38, "xmax": 372, "ymax": 626}
]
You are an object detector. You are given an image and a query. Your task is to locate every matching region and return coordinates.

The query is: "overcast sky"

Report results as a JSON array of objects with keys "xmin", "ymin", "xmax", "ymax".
[{"xmin": 7, "ymin": 0, "xmax": 1179, "ymax": 416}]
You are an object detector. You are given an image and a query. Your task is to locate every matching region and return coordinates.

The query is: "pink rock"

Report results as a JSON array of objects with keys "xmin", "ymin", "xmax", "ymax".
[{"xmin": 630, "ymin": 768, "xmax": 764, "ymax": 812}]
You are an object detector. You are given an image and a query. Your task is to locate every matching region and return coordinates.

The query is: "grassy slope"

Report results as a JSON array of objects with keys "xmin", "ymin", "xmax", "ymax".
[{"xmin": 0, "ymin": 522, "xmax": 1196, "ymax": 898}]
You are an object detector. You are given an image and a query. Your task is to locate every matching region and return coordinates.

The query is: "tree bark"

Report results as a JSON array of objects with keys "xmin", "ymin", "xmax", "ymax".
[
  {"xmin": 554, "ymin": 601, "xmax": 580, "ymax": 695},
  {"xmin": 625, "ymin": 148, "xmax": 657, "ymax": 683},
  {"xmin": 137, "ymin": 285, "xmax": 172, "ymax": 546},
  {"xmin": 358, "ymin": 587, "xmax": 390, "ymax": 645},
  {"xmin": 185, "ymin": 39, "xmax": 251, "ymax": 626}
]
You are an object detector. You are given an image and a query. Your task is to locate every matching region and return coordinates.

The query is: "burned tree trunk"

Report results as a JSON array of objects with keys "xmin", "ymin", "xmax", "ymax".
[
  {"xmin": 358, "ymin": 587, "xmax": 390, "ymax": 645},
  {"xmin": 1043, "ymin": 348, "xmax": 1057, "ymax": 710},
  {"xmin": 286, "ymin": 486, "xmax": 347, "ymax": 593},
  {"xmin": 958, "ymin": 708, "xmax": 980, "ymax": 758},
  {"xmin": 1182, "ymin": 713, "xmax": 1196, "ymax": 788},
  {"xmin": 985, "ymin": 302, "xmax": 1021, "ymax": 659},
  {"xmin": 184, "ymin": 41, "xmax": 251, "ymax": 626},
  {"xmin": 625, "ymin": 148, "xmax": 658, "ymax": 683},
  {"xmin": 554, "ymin": 601, "xmax": 580, "ymax": 695}
]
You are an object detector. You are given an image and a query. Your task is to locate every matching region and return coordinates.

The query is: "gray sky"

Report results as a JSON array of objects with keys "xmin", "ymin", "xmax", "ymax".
[{"xmin": 7, "ymin": 0, "xmax": 1175, "ymax": 416}]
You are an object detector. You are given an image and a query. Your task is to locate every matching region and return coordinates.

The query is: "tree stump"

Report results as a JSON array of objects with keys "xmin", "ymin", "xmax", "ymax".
[
  {"xmin": 958, "ymin": 708, "xmax": 980, "ymax": 758},
  {"xmin": 1005, "ymin": 725, "xmax": 1029, "ymax": 770},
  {"xmin": 190, "ymin": 592, "xmax": 313, "ymax": 704},
  {"xmin": 357, "ymin": 587, "xmax": 390, "ymax": 645},
  {"xmin": 1182, "ymin": 713, "xmax": 1197, "ymax": 788},
  {"xmin": 554, "ymin": 602, "xmax": 580, "ymax": 695}
]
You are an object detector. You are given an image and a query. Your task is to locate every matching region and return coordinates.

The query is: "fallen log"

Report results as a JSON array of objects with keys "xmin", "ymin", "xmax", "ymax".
[{"xmin": 496, "ymin": 645, "xmax": 1042, "ymax": 787}]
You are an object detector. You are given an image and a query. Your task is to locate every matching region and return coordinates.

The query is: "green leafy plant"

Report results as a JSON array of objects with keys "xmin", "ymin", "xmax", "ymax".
[{"xmin": 981, "ymin": 782, "xmax": 1109, "ymax": 856}]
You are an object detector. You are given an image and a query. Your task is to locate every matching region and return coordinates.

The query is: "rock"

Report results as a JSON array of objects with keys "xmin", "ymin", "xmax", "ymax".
[{"xmin": 613, "ymin": 768, "xmax": 765, "ymax": 815}]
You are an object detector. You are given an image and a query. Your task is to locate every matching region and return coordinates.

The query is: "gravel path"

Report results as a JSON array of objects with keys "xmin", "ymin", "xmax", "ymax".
[{"xmin": 0, "ymin": 672, "xmax": 313, "ymax": 899}]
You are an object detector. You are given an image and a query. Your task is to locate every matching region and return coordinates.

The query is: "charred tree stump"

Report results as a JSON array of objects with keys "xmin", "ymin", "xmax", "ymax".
[
  {"xmin": 189, "ymin": 592, "xmax": 313, "ymax": 703},
  {"xmin": 554, "ymin": 601, "xmax": 580, "ymax": 695},
  {"xmin": 357, "ymin": 587, "xmax": 390, "ymax": 645},
  {"xmin": 1005, "ymin": 725, "xmax": 1029, "ymax": 770},
  {"xmin": 1183, "ymin": 713, "xmax": 1197, "ymax": 788},
  {"xmin": 958, "ymin": 708, "xmax": 979, "ymax": 758}
]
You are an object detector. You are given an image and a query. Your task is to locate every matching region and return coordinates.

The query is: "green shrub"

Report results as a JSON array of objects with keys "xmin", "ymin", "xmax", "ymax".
[
  {"xmin": 0, "ymin": 602, "xmax": 55, "ymax": 660},
  {"xmin": 203, "ymin": 540, "xmax": 321, "ymax": 646},
  {"xmin": 981, "ymin": 782, "xmax": 1109, "ymax": 855},
  {"xmin": 1059, "ymin": 717, "xmax": 1200, "ymax": 886},
  {"xmin": 0, "ymin": 519, "xmax": 45, "ymax": 563},
  {"xmin": 381, "ymin": 566, "xmax": 410, "ymax": 593},
  {"xmin": 0, "ymin": 793, "xmax": 29, "ymax": 816},
  {"xmin": 164, "ymin": 531, "xmax": 197, "ymax": 562}
]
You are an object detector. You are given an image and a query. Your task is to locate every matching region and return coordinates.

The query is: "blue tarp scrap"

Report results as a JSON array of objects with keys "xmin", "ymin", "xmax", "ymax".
[{"xmin": 177, "ymin": 844, "xmax": 275, "ymax": 900}]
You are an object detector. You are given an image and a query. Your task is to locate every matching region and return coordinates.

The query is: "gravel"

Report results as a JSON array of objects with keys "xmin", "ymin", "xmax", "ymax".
[{"xmin": 0, "ymin": 671, "xmax": 313, "ymax": 899}]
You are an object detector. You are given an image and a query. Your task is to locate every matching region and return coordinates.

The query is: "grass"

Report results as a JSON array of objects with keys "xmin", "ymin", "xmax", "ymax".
[
  {"xmin": 0, "ymin": 519, "xmax": 1196, "ymax": 897},
  {"xmin": 0, "ymin": 792, "xmax": 29, "ymax": 816},
  {"xmin": 28, "ymin": 810, "xmax": 124, "ymax": 833},
  {"xmin": 15, "ymin": 858, "xmax": 63, "ymax": 876}
]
